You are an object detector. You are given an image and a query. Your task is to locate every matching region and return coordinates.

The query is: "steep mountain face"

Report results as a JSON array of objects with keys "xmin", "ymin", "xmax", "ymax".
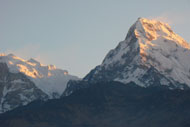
[
  {"xmin": 84, "ymin": 18, "xmax": 190, "ymax": 89},
  {"xmin": 1, "ymin": 81, "xmax": 190, "ymax": 127},
  {"xmin": 0, "ymin": 54, "xmax": 79, "ymax": 113},
  {"xmin": 0, "ymin": 63, "xmax": 48, "ymax": 113}
]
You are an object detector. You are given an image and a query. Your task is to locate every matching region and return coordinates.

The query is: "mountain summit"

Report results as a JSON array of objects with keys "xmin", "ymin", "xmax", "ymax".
[
  {"xmin": 0, "ymin": 54, "xmax": 79, "ymax": 113},
  {"xmin": 84, "ymin": 18, "xmax": 190, "ymax": 89}
]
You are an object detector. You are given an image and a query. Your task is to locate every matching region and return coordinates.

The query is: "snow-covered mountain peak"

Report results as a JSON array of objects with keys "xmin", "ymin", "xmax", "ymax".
[
  {"xmin": 0, "ymin": 53, "xmax": 79, "ymax": 113},
  {"xmin": 134, "ymin": 17, "xmax": 190, "ymax": 49},
  {"xmin": 0, "ymin": 54, "xmax": 79, "ymax": 98},
  {"xmin": 84, "ymin": 18, "xmax": 190, "ymax": 89}
]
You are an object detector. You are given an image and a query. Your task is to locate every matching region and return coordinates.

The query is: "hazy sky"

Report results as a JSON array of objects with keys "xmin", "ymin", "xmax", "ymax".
[{"xmin": 0, "ymin": 0, "xmax": 190, "ymax": 78}]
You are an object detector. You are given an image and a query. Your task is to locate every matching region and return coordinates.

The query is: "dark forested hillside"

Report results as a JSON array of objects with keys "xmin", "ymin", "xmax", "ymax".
[{"xmin": 0, "ymin": 81, "xmax": 190, "ymax": 127}]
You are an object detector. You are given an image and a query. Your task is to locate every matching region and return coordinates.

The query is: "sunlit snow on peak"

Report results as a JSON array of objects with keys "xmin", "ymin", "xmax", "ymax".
[
  {"xmin": 99, "ymin": 18, "xmax": 190, "ymax": 88},
  {"xmin": 0, "ymin": 54, "xmax": 79, "ymax": 98},
  {"xmin": 135, "ymin": 17, "xmax": 190, "ymax": 49}
]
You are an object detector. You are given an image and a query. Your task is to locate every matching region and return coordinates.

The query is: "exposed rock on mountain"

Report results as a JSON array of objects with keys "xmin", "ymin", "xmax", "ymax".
[{"xmin": 0, "ymin": 63, "xmax": 48, "ymax": 113}]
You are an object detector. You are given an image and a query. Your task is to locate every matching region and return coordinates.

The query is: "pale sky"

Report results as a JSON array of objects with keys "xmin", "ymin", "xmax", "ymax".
[{"xmin": 0, "ymin": 0, "xmax": 190, "ymax": 78}]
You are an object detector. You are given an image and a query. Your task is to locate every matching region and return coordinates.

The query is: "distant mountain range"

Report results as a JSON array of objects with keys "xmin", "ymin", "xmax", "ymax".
[
  {"xmin": 0, "ymin": 17, "xmax": 190, "ymax": 127},
  {"xmin": 0, "ymin": 54, "xmax": 79, "ymax": 113}
]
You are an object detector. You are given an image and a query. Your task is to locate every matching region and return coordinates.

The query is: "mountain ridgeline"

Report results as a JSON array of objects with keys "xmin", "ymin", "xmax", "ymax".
[
  {"xmin": 0, "ymin": 54, "xmax": 79, "ymax": 113},
  {"xmin": 83, "ymin": 18, "xmax": 190, "ymax": 89},
  {"xmin": 65, "ymin": 18, "xmax": 190, "ymax": 96},
  {"xmin": 0, "ymin": 18, "xmax": 190, "ymax": 127}
]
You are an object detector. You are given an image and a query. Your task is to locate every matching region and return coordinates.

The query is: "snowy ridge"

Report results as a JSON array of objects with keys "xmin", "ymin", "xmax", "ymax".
[
  {"xmin": 85, "ymin": 18, "xmax": 190, "ymax": 89},
  {"xmin": 134, "ymin": 18, "xmax": 190, "ymax": 86},
  {"xmin": 0, "ymin": 54, "xmax": 79, "ymax": 98}
]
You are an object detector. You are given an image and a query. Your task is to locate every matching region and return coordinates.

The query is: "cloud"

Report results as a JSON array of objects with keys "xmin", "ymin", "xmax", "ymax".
[
  {"xmin": 149, "ymin": 15, "xmax": 173, "ymax": 25},
  {"xmin": 149, "ymin": 11, "xmax": 189, "ymax": 26}
]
